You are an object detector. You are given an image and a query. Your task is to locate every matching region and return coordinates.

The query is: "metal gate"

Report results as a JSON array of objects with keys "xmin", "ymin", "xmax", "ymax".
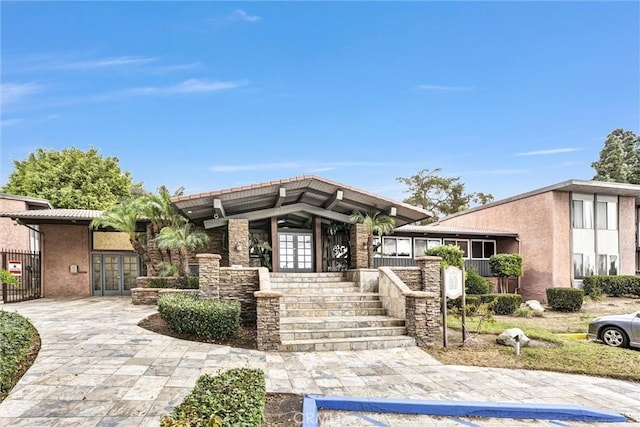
[{"xmin": 1, "ymin": 249, "xmax": 42, "ymax": 303}]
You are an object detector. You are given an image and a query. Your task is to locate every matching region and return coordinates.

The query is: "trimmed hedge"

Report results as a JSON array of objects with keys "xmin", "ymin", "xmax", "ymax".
[
  {"xmin": 149, "ymin": 276, "xmax": 199, "ymax": 289},
  {"xmin": 546, "ymin": 287, "xmax": 583, "ymax": 312},
  {"xmin": 479, "ymin": 293, "xmax": 522, "ymax": 315},
  {"xmin": 161, "ymin": 368, "xmax": 266, "ymax": 427},
  {"xmin": 1, "ymin": 311, "xmax": 40, "ymax": 401},
  {"xmin": 465, "ymin": 268, "xmax": 491, "ymax": 295},
  {"xmin": 158, "ymin": 293, "xmax": 240, "ymax": 340},
  {"xmin": 583, "ymin": 275, "xmax": 640, "ymax": 298},
  {"xmin": 426, "ymin": 245, "xmax": 464, "ymax": 269}
]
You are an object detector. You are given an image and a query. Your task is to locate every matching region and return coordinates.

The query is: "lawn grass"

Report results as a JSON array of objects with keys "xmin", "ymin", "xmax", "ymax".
[
  {"xmin": 423, "ymin": 315, "xmax": 640, "ymax": 382},
  {"xmin": 0, "ymin": 311, "xmax": 40, "ymax": 402}
]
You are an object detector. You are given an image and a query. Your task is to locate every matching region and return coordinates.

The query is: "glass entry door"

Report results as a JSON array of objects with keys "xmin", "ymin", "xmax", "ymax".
[
  {"xmin": 278, "ymin": 233, "xmax": 313, "ymax": 272},
  {"xmin": 92, "ymin": 254, "xmax": 139, "ymax": 296}
]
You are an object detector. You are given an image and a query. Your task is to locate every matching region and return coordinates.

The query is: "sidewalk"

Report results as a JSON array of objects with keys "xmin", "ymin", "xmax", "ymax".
[{"xmin": 0, "ymin": 298, "xmax": 638, "ymax": 426}]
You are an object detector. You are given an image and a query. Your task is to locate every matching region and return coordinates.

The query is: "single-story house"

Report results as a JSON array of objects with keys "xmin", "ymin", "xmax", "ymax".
[{"xmin": 437, "ymin": 179, "xmax": 640, "ymax": 301}]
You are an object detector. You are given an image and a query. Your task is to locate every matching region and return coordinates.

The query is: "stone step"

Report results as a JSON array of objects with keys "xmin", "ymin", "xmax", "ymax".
[
  {"xmin": 270, "ymin": 281, "xmax": 358, "ymax": 288},
  {"xmin": 270, "ymin": 276, "xmax": 347, "ymax": 284},
  {"xmin": 279, "ymin": 335, "xmax": 416, "ymax": 352},
  {"xmin": 271, "ymin": 272, "xmax": 344, "ymax": 279},
  {"xmin": 281, "ymin": 293, "xmax": 380, "ymax": 303},
  {"xmin": 280, "ymin": 316, "xmax": 405, "ymax": 330},
  {"xmin": 280, "ymin": 307, "xmax": 387, "ymax": 317},
  {"xmin": 280, "ymin": 300, "xmax": 383, "ymax": 310},
  {"xmin": 273, "ymin": 286, "xmax": 360, "ymax": 295},
  {"xmin": 280, "ymin": 326, "xmax": 407, "ymax": 341}
]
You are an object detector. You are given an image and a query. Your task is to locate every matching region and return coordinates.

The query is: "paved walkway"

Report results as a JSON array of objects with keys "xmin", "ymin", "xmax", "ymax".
[{"xmin": 0, "ymin": 298, "xmax": 638, "ymax": 426}]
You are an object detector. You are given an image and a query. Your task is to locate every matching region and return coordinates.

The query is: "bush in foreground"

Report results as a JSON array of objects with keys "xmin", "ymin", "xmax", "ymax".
[
  {"xmin": 0, "ymin": 311, "xmax": 40, "ymax": 401},
  {"xmin": 161, "ymin": 368, "xmax": 266, "ymax": 427},
  {"xmin": 546, "ymin": 287, "xmax": 583, "ymax": 312},
  {"xmin": 479, "ymin": 294, "xmax": 522, "ymax": 315},
  {"xmin": 158, "ymin": 293, "xmax": 240, "ymax": 340}
]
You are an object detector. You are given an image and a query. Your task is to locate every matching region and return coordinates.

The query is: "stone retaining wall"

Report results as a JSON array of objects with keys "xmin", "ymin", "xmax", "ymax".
[{"xmin": 390, "ymin": 267, "xmax": 422, "ymax": 291}]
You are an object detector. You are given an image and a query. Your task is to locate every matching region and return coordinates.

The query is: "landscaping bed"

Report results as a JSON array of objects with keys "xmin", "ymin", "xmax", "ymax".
[{"xmin": 0, "ymin": 311, "xmax": 40, "ymax": 402}]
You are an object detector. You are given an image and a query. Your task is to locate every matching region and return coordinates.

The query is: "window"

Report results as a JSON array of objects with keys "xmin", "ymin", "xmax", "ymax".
[
  {"xmin": 414, "ymin": 238, "xmax": 441, "ymax": 257},
  {"xmin": 470, "ymin": 240, "xmax": 496, "ymax": 259},
  {"xmin": 572, "ymin": 199, "xmax": 594, "ymax": 229},
  {"xmin": 597, "ymin": 253, "xmax": 619, "ymax": 276},
  {"xmin": 608, "ymin": 255, "xmax": 618, "ymax": 275},
  {"xmin": 573, "ymin": 254, "xmax": 583, "ymax": 279},
  {"xmin": 381, "ymin": 237, "xmax": 412, "ymax": 257},
  {"xmin": 596, "ymin": 201, "xmax": 618, "ymax": 230},
  {"xmin": 598, "ymin": 254, "xmax": 608, "ymax": 275},
  {"xmin": 443, "ymin": 239, "xmax": 469, "ymax": 258}
]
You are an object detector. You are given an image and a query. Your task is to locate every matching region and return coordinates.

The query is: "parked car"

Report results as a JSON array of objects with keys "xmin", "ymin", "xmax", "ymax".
[{"xmin": 587, "ymin": 311, "xmax": 640, "ymax": 349}]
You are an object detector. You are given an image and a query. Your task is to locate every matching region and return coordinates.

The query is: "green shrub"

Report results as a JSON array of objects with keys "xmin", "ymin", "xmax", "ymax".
[
  {"xmin": 158, "ymin": 293, "xmax": 240, "ymax": 340},
  {"xmin": 513, "ymin": 306, "xmax": 533, "ymax": 318},
  {"xmin": 479, "ymin": 293, "xmax": 522, "ymax": 315},
  {"xmin": 426, "ymin": 245, "xmax": 464, "ymax": 269},
  {"xmin": 176, "ymin": 276, "xmax": 199, "ymax": 289},
  {"xmin": 0, "ymin": 311, "xmax": 40, "ymax": 401},
  {"xmin": 546, "ymin": 287, "xmax": 584, "ymax": 312},
  {"xmin": 149, "ymin": 278, "xmax": 169, "ymax": 288},
  {"xmin": 465, "ymin": 268, "xmax": 491, "ymax": 295},
  {"xmin": 161, "ymin": 368, "xmax": 266, "ymax": 427},
  {"xmin": 448, "ymin": 295, "xmax": 481, "ymax": 316},
  {"xmin": 488, "ymin": 254, "xmax": 523, "ymax": 277},
  {"xmin": 583, "ymin": 275, "xmax": 640, "ymax": 298}
]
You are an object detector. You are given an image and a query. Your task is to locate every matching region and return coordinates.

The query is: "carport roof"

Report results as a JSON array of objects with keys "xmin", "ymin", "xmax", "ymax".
[
  {"xmin": 172, "ymin": 175, "xmax": 432, "ymax": 227},
  {"xmin": 0, "ymin": 208, "xmax": 103, "ymax": 224}
]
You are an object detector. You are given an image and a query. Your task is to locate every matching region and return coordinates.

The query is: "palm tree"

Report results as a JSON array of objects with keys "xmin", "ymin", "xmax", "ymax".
[
  {"xmin": 155, "ymin": 223, "xmax": 209, "ymax": 277},
  {"xmin": 139, "ymin": 186, "xmax": 186, "ymax": 266},
  {"xmin": 348, "ymin": 210, "xmax": 396, "ymax": 268},
  {"xmin": 91, "ymin": 199, "xmax": 155, "ymax": 275}
]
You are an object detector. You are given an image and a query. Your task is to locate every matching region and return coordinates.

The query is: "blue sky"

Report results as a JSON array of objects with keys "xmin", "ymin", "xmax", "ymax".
[{"xmin": 1, "ymin": 2, "xmax": 639, "ymax": 203}]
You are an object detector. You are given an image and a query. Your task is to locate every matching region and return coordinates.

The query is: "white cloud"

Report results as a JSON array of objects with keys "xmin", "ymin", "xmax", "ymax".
[
  {"xmin": 418, "ymin": 85, "xmax": 474, "ymax": 92},
  {"xmin": 129, "ymin": 79, "xmax": 247, "ymax": 95},
  {"xmin": 516, "ymin": 148, "xmax": 580, "ymax": 156},
  {"xmin": 1, "ymin": 82, "xmax": 45, "ymax": 105},
  {"xmin": 210, "ymin": 161, "xmax": 404, "ymax": 173},
  {"xmin": 47, "ymin": 56, "xmax": 156, "ymax": 70},
  {"xmin": 231, "ymin": 9, "xmax": 262, "ymax": 23}
]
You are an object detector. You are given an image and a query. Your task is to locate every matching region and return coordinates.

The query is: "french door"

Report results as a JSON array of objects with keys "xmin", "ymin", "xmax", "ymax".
[
  {"xmin": 92, "ymin": 254, "xmax": 139, "ymax": 296},
  {"xmin": 278, "ymin": 233, "xmax": 313, "ymax": 272}
]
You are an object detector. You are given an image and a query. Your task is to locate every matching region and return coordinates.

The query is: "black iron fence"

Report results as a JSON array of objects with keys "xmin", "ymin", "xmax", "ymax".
[{"xmin": 1, "ymin": 249, "xmax": 41, "ymax": 303}]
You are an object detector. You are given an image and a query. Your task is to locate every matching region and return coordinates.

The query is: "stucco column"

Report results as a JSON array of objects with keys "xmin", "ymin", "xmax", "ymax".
[
  {"xmin": 228, "ymin": 219, "xmax": 249, "ymax": 267},
  {"xmin": 405, "ymin": 291, "xmax": 439, "ymax": 347},
  {"xmin": 255, "ymin": 290, "xmax": 282, "ymax": 351},
  {"xmin": 350, "ymin": 223, "xmax": 369, "ymax": 269},
  {"xmin": 197, "ymin": 253, "xmax": 221, "ymax": 299},
  {"xmin": 415, "ymin": 256, "xmax": 442, "ymax": 293}
]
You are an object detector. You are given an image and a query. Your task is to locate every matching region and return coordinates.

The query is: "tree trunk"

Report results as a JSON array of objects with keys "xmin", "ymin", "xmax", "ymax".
[
  {"xmin": 367, "ymin": 235, "xmax": 374, "ymax": 269},
  {"xmin": 131, "ymin": 239, "xmax": 155, "ymax": 276},
  {"xmin": 178, "ymin": 248, "xmax": 188, "ymax": 278}
]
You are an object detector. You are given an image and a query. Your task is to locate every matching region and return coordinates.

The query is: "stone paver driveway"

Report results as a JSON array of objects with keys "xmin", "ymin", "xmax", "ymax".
[{"xmin": 1, "ymin": 297, "xmax": 639, "ymax": 426}]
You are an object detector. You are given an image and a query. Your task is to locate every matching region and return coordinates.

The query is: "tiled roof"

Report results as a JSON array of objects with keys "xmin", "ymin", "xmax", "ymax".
[
  {"xmin": 396, "ymin": 224, "xmax": 518, "ymax": 237},
  {"xmin": 0, "ymin": 209, "xmax": 103, "ymax": 221},
  {"xmin": 0, "ymin": 193, "xmax": 52, "ymax": 208}
]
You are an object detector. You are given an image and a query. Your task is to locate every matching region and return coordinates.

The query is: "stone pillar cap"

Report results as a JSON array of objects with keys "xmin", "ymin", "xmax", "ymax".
[
  {"xmin": 414, "ymin": 256, "xmax": 442, "ymax": 262},
  {"xmin": 196, "ymin": 253, "xmax": 222, "ymax": 259}
]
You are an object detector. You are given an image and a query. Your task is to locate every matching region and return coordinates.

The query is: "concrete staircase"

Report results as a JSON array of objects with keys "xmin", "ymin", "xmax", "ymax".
[{"xmin": 270, "ymin": 272, "xmax": 415, "ymax": 352}]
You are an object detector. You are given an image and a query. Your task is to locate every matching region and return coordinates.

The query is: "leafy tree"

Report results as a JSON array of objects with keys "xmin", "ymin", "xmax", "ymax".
[
  {"xmin": 2, "ymin": 147, "xmax": 141, "ymax": 209},
  {"xmin": 139, "ymin": 186, "xmax": 186, "ymax": 265},
  {"xmin": 397, "ymin": 168, "xmax": 494, "ymax": 224},
  {"xmin": 489, "ymin": 254, "xmax": 523, "ymax": 293},
  {"xmin": 348, "ymin": 210, "xmax": 396, "ymax": 268},
  {"xmin": 426, "ymin": 244, "xmax": 464, "ymax": 269},
  {"xmin": 591, "ymin": 129, "xmax": 640, "ymax": 184},
  {"xmin": 91, "ymin": 199, "xmax": 155, "ymax": 275},
  {"xmin": 155, "ymin": 223, "xmax": 209, "ymax": 277}
]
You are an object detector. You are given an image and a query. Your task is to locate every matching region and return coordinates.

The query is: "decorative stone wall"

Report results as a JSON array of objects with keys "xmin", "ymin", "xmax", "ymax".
[
  {"xmin": 220, "ymin": 268, "xmax": 260, "ymax": 325},
  {"xmin": 190, "ymin": 228, "xmax": 228, "ymax": 267},
  {"xmin": 131, "ymin": 287, "xmax": 198, "ymax": 305},
  {"xmin": 349, "ymin": 223, "xmax": 369, "ymax": 269},
  {"xmin": 390, "ymin": 267, "xmax": 422, "ymax": 291},
  {"xmin": 135, "ymin": 276, "xmax": 180, "ymax": 288},
  {"xmin": 197, "ymin": 254, "xmax": 221, "ymax": 299},
  {"xmin": 415, "ymin": 256, "xmax": 442, "ymax": 293},
  {"xmin": 255, "ymin": 291, "xmax": 282, "ymax": 351},
  {"xmin": 405, "ymin": 292, "xmax": 439, "ymax": 347},
  {"xmin": 228, "ymin": 219, "xmax": 249, "ymax": 267}
]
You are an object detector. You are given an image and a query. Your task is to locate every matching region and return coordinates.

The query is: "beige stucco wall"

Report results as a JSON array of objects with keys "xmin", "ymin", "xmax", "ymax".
[
  {"xmin": 619, "ymin": 196, "xmax": 637, "ymax": 275},
  {"xmin": 41, "ymin": 224, "xmax": 91, "ymax": 297},
  {"xmin": 440, "ymin": 191, "xmax": 571, "ymax": 301},
  {"xmin": 0, "ymin": 199, "xmax": 31, "ymax": 251}
]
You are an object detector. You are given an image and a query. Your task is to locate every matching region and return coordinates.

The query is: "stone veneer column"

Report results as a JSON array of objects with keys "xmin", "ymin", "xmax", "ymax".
[
  {"xmin": 197, "ymin": 254, "xmax": 221, "ymax": 299},
  {"xmin": 349, "ymin": 223, "xmax": 369, "ymax": 269},
  {"xmin": 255, "ymin": 291, "xmax": 282, "ymax": 351},
  {"xmin": 405, "ymin": 291, "xmax": 439, "ymax": 347},
  {"xmin": 415, "ymin": 256, "xmax": 442, "ymax": 293},
  {"xmin": 228, "ymin": 219, "xmax": 249, "ymax": 267}
]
